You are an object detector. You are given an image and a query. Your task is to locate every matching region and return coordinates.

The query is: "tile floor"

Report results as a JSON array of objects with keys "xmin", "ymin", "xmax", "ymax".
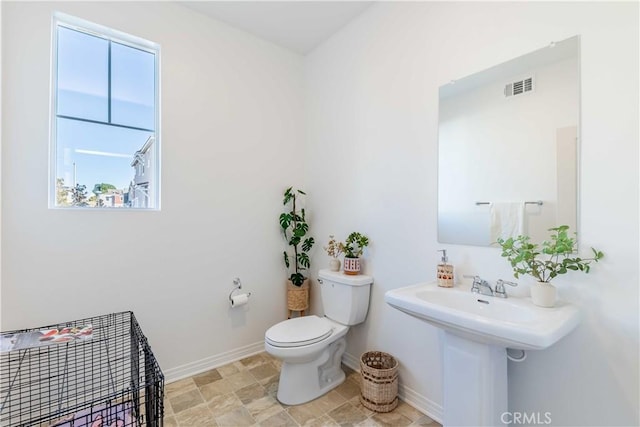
[{"xmin": 164, "ymin": 352, "xmax": 441, "ymax": 427}]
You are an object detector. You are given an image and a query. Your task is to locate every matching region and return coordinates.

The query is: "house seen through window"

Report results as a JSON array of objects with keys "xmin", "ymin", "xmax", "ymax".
[{"xmin": 51, "ymin": 14, "xmax": 160, "ymax": 209}]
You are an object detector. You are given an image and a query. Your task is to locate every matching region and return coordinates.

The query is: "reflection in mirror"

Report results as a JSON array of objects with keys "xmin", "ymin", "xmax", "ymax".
[{"xmin": 438, "ymin": 36, "xmax": 580, "ymax": 246}]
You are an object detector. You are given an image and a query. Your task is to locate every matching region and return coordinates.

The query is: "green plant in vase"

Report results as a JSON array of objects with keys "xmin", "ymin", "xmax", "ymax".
[
  {"xmin": 496, "ymin": 225, "xmax": 603, "ymax": 307},
  {"xmin": 343, "ymin": 232, "xmax": 369, "ymax": 275},
  {"xmin": 280, "ymin": 187, "xmax": 315, "ymax": 287}
]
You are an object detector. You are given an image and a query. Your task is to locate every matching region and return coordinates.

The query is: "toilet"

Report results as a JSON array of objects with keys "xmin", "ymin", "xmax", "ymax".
[{"xmin": 264, "ymin": 269, "xmax": 373, "ymax": 405}]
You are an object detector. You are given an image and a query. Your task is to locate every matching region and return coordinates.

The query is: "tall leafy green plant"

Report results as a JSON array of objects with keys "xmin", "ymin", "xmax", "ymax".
[
  {"xmin": 280, "ymin": 187, "xmax": 315, "ymax": 287},
  {"xmin": 496, "ymin": 225, "xmax": 603, "ymax": 283}
]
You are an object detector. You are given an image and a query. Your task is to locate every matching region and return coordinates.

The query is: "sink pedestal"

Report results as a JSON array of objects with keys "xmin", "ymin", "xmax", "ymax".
[
  {"xmin": 442, "ymin": 332, "xmax": 507, "ymax": 426},
  {"xmin": 385, "ymin": 282, "xmax": 580, "ymax": 426}
]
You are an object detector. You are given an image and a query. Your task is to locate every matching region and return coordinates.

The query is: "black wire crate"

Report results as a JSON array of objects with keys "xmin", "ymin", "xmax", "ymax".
[{"xmin": 0, "ymin": 311, "xmax": 164, "ymax": 427}]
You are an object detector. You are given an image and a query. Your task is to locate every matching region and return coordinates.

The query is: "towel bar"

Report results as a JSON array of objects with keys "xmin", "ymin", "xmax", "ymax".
[{"xmin": 475, "ymin": 201, "xmax": 543, "ymax": 206}]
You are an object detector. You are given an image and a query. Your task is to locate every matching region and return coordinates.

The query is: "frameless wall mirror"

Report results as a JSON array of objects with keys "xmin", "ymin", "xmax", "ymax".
[{"xmin": 438, "ymin": 36, "xmax": 580, "ymax": 246}]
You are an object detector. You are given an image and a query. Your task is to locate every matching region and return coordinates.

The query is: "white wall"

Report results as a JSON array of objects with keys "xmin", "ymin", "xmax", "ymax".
[
  {"xmin": 1, "ymin": 1, "xmax": 304, "ymax": 373},
  {"xmin": 304, "ymin": 2, "xmax": 638, "ymax": 426}
]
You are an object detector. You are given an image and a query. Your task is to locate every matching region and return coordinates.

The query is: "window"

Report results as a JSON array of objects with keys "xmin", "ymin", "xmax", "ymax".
[{"xmin": 51, "ymin": 14, "xmax": 160, "ymax": 209}]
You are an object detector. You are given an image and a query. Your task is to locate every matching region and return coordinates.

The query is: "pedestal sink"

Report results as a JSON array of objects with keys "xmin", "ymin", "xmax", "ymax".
[{"xmin": 385, "ymin": 282, "xmax": 580, "ymax": 427}]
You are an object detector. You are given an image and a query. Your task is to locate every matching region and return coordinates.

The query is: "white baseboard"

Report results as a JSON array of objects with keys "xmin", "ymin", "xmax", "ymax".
[
  {"xmin": 342, "ymin": 351, "xmax": 360, "ymax": 370},
  {"xmin": 399, "ymin": 383, "xmax": 443, "ymax": 424},
  {"xmin": 341, "ymin": 351, "xmax": 443, "ymax": 424},
  {"xmin": 164, "ymin": 341, "xmax": 265, "ymax": 383}
]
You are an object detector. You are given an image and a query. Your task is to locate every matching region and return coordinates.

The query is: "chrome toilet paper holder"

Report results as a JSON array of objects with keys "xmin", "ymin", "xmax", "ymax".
[{"xmin": 229, "ymin": 277, "xmax": 251, "ymax": 302}]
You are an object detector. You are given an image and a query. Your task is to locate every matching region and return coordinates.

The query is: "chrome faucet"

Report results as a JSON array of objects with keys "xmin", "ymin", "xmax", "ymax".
[
  {"xmin": 469, "ymin": 276, "xmax": 494, "ymax": 297},
  {"xmin": 494, "ymin": 279, "xmax": 518, "ymax": 298}
]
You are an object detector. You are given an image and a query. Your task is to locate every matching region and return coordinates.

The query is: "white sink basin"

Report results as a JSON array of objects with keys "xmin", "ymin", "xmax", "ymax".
[{"xmin": 385, "ymin": 282, "xmax": 580, "ymax": 350}]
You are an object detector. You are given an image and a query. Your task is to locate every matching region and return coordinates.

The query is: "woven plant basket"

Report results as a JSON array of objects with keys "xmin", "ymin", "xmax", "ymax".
[
  {"xmin": 286, "ymin": 279, "xmax": 309, "ymax": 311},
  {"xmin": 360, "ymin": 351, "xmax": 399, "ymax": 413}
]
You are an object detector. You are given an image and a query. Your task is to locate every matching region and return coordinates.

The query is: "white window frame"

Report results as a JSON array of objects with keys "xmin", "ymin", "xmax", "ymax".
[{"xmin": 49, "ymin": 12, "xmax": 161, "ymax": 210}]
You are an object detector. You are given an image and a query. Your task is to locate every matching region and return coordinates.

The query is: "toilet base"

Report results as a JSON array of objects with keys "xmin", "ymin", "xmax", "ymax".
[{"xmin": 276, "ymin": 337, "xmax": 347, "ymax": 405}]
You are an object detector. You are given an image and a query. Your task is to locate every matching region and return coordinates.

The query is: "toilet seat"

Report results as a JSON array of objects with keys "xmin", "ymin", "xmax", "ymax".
[{"xmin": 265, "ymin": 315, "xmax": 333, "ymax": 348}]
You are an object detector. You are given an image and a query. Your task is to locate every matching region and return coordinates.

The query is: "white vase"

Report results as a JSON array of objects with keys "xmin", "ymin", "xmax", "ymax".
[
  {"xmin": 530, "ymin": 282, "xmax": 557, "ymax": 307},
  {"xmin": 329, "ymin": 258, "xmax": 341, "ymax": 272}
]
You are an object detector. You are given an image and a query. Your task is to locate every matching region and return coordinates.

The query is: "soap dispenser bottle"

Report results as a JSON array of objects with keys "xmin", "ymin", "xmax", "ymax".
[{"xmin": 437, "ymin": 249, "xmax": 454, "ymax": 288}]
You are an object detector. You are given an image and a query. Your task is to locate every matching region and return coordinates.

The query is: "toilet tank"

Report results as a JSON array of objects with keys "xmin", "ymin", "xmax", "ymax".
[{"xmin": 318, "ymin": 269, "xmax": 373, "ymax": 325}]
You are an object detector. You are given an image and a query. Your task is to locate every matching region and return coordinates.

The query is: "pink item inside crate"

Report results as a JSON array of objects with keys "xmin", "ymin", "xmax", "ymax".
[{"xmin": 50, "ymin": 401, "xmax": 139, "ymax": 427}]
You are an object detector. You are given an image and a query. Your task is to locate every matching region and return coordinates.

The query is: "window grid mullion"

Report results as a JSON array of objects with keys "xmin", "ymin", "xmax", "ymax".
[
  {"xmin": 56, "ymin": 115, "xmax": 154, "ymax": 133},
  {"xmin": 108, "ymin": 41, "xmax": 112, "ymax": 124}
]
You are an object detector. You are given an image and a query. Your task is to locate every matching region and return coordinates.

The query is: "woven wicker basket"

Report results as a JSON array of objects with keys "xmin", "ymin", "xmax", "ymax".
[
  {"xmin": 360, "ymin": 351, "xmax": 399, "ymax": 413},
  {"xmin": 286, "ymin": 279, "xmax": 309, "ymax": 311}
]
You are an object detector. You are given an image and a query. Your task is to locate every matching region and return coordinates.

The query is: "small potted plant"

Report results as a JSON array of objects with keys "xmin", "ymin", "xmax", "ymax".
[
  {"xmin": 280, "ymin": 187, "xmax": 315, "ymax": 317},
  {"xmin": 323, "ymin": 235, "xmax": 344, "ymax": 272},
  {"xmin": 343, "ymin": 232, "xmax": 369, "ymax": 275},
  {"xmin": 496, "ymin": 225, "xmax": 603, "ymax": 307}
]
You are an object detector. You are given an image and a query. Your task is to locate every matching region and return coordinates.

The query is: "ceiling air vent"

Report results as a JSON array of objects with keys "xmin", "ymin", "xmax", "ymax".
[{"xmin": 504, "ymin": 77, "xmax": 534, "ymax": 97}]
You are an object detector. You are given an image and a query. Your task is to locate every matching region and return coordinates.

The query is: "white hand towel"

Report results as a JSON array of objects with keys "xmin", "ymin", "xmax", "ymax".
[{"xmin": 490, "ymin": 202, "xmax": 525, "ymax": 242}]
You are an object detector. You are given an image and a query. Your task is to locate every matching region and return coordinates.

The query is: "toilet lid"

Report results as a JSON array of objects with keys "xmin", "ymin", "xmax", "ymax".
[{"xmin": 265, "ymin": 315, "xmax": 333, "ymax": 348}]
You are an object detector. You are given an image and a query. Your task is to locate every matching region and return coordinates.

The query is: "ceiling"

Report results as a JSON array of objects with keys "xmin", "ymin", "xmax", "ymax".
[{"xmin": 180, "ymin": 1, "xmax": 374, "ymax": 55}]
